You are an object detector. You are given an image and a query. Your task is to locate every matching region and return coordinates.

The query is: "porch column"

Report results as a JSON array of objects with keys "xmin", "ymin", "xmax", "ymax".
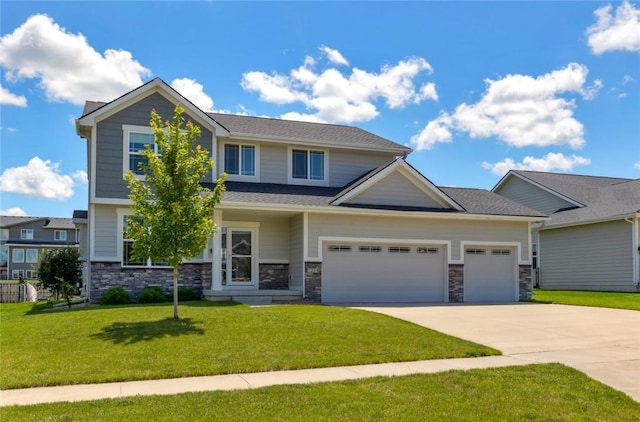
[{"xmin": 212, "ymin": 209, "xmax": 223, "ymax": 290}]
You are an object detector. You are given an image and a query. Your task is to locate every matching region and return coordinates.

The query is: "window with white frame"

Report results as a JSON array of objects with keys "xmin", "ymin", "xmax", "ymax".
[
  {"xmin": 12, "ymin": 249, "xmax": 24, "ymax": 263},
  {"xmin": 1, "ymin": 229, "xmax": 8, "ymax": 240},
  {"xmin": 26, "ymin": 249, "xmax": 38, "ymax": 263},
  {"xmin": 25, "ymin": 270, "xmax": 37, "ymax": 279},
  {"xmin": 121, "ymin": 214, "xmax": 167, "ymax": 267},
  {"xmin": 224, "ymin": 144, "xmax": 256, "ymax": 178},
  {"xmin": 54, "ymin": 230, "xmax": 67, "ymax": 241},
  {"xmin": 291, "ymin": 149, "xmax": 326, "ymax": 182},
  {"xmin": 20, "ymin": 229, "xmax": 34, "ymax": 240},
  {"xmin": 12, "ymin": 270, "xmax": 24, "ymax": 280},
  {"xmin": 123, "ymin": 125, "xmax": 158, "ymax": 176}
]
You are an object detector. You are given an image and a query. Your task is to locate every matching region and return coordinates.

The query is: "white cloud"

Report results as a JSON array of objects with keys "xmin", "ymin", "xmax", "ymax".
[
  {"xmin": 0, "ymin": 207, "xmax": 27, "ymax": 216},
  {"xmin": 635, "ymin": 160, "xmax": 640, "ymax": 169},
  {"xmin": 482, "ymin": 153, "xmax": 591, "ymax": 176},
  {"xmin": 241, "ymin": 49, "xmax": 436, "ymax": 124},
  {"xmin": 586, "ymin": 1, "xmax": 640, "ymax": 54},
  {"xmin": 0, "ymin": 14, "xmax": 151, "ymax": 105},
  {"xmin": 0, "ymin": 84, "xmax": 27, "ymax": 107},
  {"xmin": 170, "ymin": 78, "xmax": 215, "ymax": 112},
  {"xmin": 72, "ymin": 170, "xmax": 88, "ymax": 184},
  {"xmin": 320, "ymin": 46, "xmax": 349, "ymax": 66},
  {"xmin": 0, "ymin": 157, "xmax": 84, "ymax": 200},
  {"xmin": 412, "ymin": 63, "xmax": 592, "ymax": 151}
]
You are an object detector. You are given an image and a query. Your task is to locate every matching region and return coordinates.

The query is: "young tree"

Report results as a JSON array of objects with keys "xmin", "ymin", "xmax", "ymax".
[
  {"xmin": 37, "ymin": 247, "xmax": 82, "ymax": 308},
  {"xmin": 124, "ymin": 105, "xmax": 225, "ymax": 319}
]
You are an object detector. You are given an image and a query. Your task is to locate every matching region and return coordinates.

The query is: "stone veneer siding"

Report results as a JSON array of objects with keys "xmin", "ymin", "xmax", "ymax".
[
  {"xmin": 448, "ymin": 264, "xmax": 464, "ymax": 303},
  {"xmin": 89, "ymin": 262, "xmax": 209, "ymax": 304},
  {"xmin": 519, "ymin": 265, "xmax": 532, "ymax": 301},
  {"xmin": 259, "ymin": 264, "xmax": 289, "ymax": 290},
  {"xmin": 304, "ymin": 262, "xmax": 322, "ymax": 303}
]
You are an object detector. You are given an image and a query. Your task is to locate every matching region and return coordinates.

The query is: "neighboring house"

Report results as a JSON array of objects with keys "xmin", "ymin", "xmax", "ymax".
[
  {"xmin": 0, "ymin": 216, "xmax": 80, "ymax": 281},
  {"xmin": 75, "ymin": 78, "xmax": 545, "ymax": 304},
  {"xmin": 493, "ymin": 170, "xmax": 640, "ymax": 292}
]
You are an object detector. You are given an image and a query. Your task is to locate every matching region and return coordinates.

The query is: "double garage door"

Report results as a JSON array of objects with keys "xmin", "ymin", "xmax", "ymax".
[
  {"xmin": 322, "ymin": 242, "xmax": 517, "ymax": 303},
  {"xmin": 322, "ymin": 242, "xmax": 447, "ymax": 303}
]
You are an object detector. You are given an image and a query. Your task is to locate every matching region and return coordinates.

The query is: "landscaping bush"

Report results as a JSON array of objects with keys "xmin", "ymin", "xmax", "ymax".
[
  {"xmin": 176, "ymin": 286, "xmax": 199, "ymax": 302},
  {"xmin": 100, "ymin": 287, "xmax": 131, "ymax": 305},
  {"xmin": 137, "ymin": 286, "xmax": 166, "ymax": 304}
]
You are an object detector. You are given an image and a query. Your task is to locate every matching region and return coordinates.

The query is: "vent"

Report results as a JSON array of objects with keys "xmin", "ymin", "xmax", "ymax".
[
  {"xmin": 328, "ymin": 245, "xmax": 351, "ymax": 252},
  {"xmin": 359, "ymin": 246, "xmax": 382, "ymax": 252},
  {"xmin": 466, "ymin": 248, "xmax": 486, "ymax": 255},
  {"xmin": 388, "ymin": 247, "xmax": 411, "ymax": 253}
]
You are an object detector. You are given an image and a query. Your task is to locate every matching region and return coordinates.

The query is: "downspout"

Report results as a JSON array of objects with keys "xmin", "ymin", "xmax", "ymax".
[{"xmin": 624, "ymin": 217, "xmax": 639, "ymax": 287}]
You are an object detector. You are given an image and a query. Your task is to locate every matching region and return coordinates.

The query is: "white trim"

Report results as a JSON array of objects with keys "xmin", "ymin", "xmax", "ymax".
[
  {"xmin": 287, "ymin": 146, "xmax": 329, "ymax": 186},
  {"xmin": 223, "ymin": 222, "xmax": 260, "ymax": 288},
  {"xmin": 89, "ymin": 126, "xmax": 97, "ymax": 203},
  {"xmin": 212, "ymin": 209, "xmax": 223, "ymax": 290},
  {"xmin": 122, "ymin": 124, "xmax": 156, "ymax": 177},
  {"xmin": 92, "ymin": 198, "xmax": 131, "ymax": 205},
  {"xmin": 316, "ymin": 236, "xmax": 451, "ymax": 262},
  {"xmin": 221, "ymin": 142, "xmax": 260, "ymax": 182},
  {"xmin": 219, "ymin": 201, "xmax": 547, "ymax": 223},
  {"xmin": 540, "ymin": 213, "xmax": 640, "ymax": 230},
  {"xmin": 258, "ymin": 259, "xmax": 290, "ymax": 264},
  {"xmin": 626, "ymin": 217, "xmax": 639, "ymax": 286},
  {"xmin": 459, "ymin": 241, "xmax": 528, "ymax": 265},
  {"xmin": 303, "ymin": 212, "xmax": 309, "ymax": 261}
]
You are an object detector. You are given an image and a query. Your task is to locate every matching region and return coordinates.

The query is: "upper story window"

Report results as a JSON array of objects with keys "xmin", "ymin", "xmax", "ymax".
[
  {"xmin": 289, "ymin": 148, "xmax": 327, "ymax": 185},
  {"xmin": 223, "ymin": 144, "xmax": 257, "ymax": 179},
  {"xmin": 20, "ymin": 229, "xmax": 33, "ymax": 240},
  {"xmin": 54, "ymin": 230, "xmax": 67, "ymax": 241},
  {"xmin": 123, "ymin": 125, "xmax": 158, "ymax": 176},
  {"xmin": 1, "ymin": 229, "xmax": 8, "ymax": 241}
]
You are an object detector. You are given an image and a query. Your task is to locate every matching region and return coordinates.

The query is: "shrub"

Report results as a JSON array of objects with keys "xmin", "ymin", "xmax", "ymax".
[
  {"xmin": 137, "ymin": 286, "xmax": 166, "ymax": 304},
  {"xmin": 100, "ymin": 287, "xmax": 131, "ymax": 305},
  {"xmin": 177, "ymin": 286, "xmax": 199, "ymax": 302}
]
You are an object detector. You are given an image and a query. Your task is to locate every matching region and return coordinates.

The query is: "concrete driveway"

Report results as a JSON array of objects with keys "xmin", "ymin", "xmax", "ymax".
[{"xmin": 354, "ymin": 303, "xmax": 640, "ymax": 402}]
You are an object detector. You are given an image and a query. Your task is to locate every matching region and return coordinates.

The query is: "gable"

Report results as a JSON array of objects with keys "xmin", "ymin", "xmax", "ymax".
[
  {"xmin": 341, "ymin": 167, "xmax": 457, "ymax": 210},
  {"xmin": 494, "ymin": 173, "xmax": 578, "ymax": 215}
]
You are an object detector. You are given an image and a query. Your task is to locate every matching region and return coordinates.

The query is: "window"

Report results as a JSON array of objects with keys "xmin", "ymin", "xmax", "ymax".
[
  {"xmin": 359, "ymin": 246, "xmax": 381, "ymax": 252},
  {"xmin": 0, "ymin": 244, "xmax": 7, "ymax": 265},
  {"xmin": 388, "ymin": 247, "xmax": 411, "ymax": 253},
  {"xmin": 26, "ymin": 249, "xmax": 38, "ymax": 263},
  {"xmin": 12, "ymin": 270, "xmax": 24, "ymax": 280},
  {"xmin": 1, "ymin": 229, "xmax": 8, "ymax": 241},
  {"xmin": 224, "ymin": 144, "xmax": 256, "ymax": 177},
  {"xmin": 123, "ymin": 125, "xmax": 159, "ymax": 176},
  {"xmin": 291, "ymin": 149, "xmax": 325, "ymax": 182},
  {"xmin": 328, "ymin": 245, "xmax": 351, "ymax": 252},
  {"xmin": 532, "ymin": 243, "xmax": 538, "ymax": 268},
  {"xmin": 121, "ymin": 214, "xmax": 166, "ymax": 267},
  {"xmin": 54, "ymin": 230, "xmax": 67, "ymax": 241},
  {"xmin": 25, "ymin": 270, "xmax": 37, "ymax": 279},
  {"xmin": 491, "ymin": 249, "xmax": 511, "ymax": 256},
  {"xmin": 20, "ymin": 229, "xmax": 34, "ymax": 240},
  {"xmin": 466, "ymin": 248, "xmax": 486, "ymax": 255},
  {"xmin": 417, "ymin": 247, "xmax": 439, "ymax": 254},
  {"xmin": 12, "ymin": 249, "xmax": 24, "ymax": 263}
]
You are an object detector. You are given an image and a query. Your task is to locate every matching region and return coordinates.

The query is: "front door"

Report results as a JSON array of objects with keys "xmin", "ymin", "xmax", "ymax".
[{"xmin": 221, "ymin": 227, "xmax": 256, "ymax": 287}]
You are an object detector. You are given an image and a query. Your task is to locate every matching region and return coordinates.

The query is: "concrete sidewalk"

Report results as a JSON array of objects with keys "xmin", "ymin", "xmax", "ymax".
[{"xmin": 1, "ymin": 355, "xmax": 532, "ymax": 407}]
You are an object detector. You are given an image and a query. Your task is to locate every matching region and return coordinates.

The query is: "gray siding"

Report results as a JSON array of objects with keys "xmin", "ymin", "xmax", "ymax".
[
  {"xmin": 93, "ymin": 205, "xmax": 118, "ymax": 259},
  {"xmin": 256, "ymin": 215, "xmax": 289, "ymax": 261},
  {"xmin": 539, "ymin": 220, "xmax": 634, "ymax": 291},
  {"xmin": 329, "ymin": 150, "xmax": 396, "ymax": 187},
  {"xmin": 347, "ymin": 170, "xmax": 447, "ymax": 208},
  {"xmin": 307, "ymin": 213, "xmax": 529, "ymax": 262},
  {"xmin": 289, "ymin": 214, "xmax": 304, "ymax": 291},
  {"xmin": 495, "ymin": 176, "xmax": 575, "ymax": 214},
  {"xmin": 95, "ymin": 93, "xmax": 214, "ymax": 199},
  {"xmin": 260, "ymin": 143, "xmax": 287, "ymax": 184}
]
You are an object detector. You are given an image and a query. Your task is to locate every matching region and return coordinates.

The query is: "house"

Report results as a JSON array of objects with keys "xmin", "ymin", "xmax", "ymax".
[
  {"xmin": 0, "ymin": 216, "xmax": 80, "ymax": 281},
  {"xmin": 75, "ymin": 78, "xmax": 545, "ymax": 304},
  {"xmin": 493, "ymin": 170, "xmax": 640, "ymax": 292}
]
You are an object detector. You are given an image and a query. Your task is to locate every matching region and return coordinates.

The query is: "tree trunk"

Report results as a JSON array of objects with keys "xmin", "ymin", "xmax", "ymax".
[{"xmin": 173, "ymin": 267, "xmax": 179, "ymax": 319}]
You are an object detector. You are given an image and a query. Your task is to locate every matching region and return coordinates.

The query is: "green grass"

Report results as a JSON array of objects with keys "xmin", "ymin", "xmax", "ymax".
[
  {"xmin": 4, "ymin": 364, "xmax": 639, "ymax": 421},
  {"xmin": 532, "ymin": 289, "xmax": 640, "ymax": 311},
  {"xmin": 0, "ymin": 301, "xmax": 497, "ymax": 389}
]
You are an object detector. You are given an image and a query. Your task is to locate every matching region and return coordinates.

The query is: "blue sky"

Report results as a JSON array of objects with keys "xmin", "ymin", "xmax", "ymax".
[{"xmin": 1, "ymin": 1, "xmax": 639, "ymax": 218}]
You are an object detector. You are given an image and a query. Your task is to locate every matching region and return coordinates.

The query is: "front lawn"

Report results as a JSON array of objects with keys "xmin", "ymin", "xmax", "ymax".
[
  {"xmin": 3, "ymin": 364, "xmax": 639, "ymax": 421},
  {"xmin": 0, "ymin": 301, "xmax": 497, "ymax": 389},
  {"xmin": 532, "ymin": 289, "xmax": 640, "ymax": 311}
]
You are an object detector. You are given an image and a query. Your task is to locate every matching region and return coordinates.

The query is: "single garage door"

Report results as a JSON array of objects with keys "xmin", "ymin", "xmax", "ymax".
[
  {"xmin": 464, "ymin": 247, "xmax": 516, "ymax": 302},
  {"xmin": 322, "ymin": 242, "xmax": 446, "ymax": 303}
]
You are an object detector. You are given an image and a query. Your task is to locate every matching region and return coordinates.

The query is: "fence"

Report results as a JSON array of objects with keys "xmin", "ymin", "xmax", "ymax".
[{"xmin": 0, "ymin": 282, "xmax": 54, "ymax": 303}]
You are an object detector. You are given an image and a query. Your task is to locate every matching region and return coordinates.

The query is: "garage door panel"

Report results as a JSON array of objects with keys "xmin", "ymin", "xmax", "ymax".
[
  {"xmin": 322, "ymin": 243, "xmax": 445, "ymax": 303},
  {"xmin": 464, "ymin": 247, "xmax": 516, "ymax": 302}
]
